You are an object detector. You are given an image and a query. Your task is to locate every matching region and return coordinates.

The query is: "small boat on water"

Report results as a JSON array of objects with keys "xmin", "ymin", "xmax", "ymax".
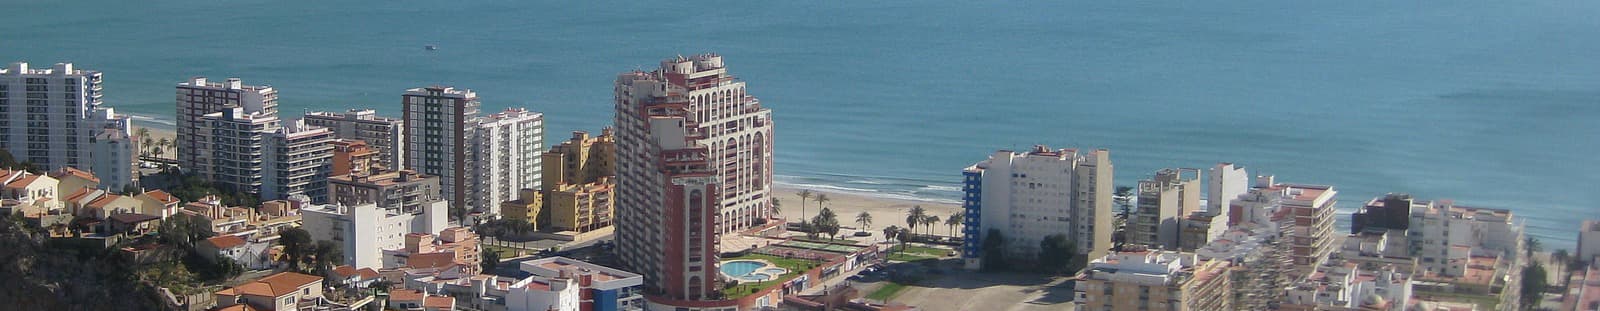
[{"xmin": 425, "ymin": 45, "xmax": 438, "ymax": 51}]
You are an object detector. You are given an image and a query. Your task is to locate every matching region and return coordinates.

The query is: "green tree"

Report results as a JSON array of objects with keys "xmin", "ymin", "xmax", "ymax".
[
  {"xmin": 771, "ymin": 198, "xmax": 782, "ymax": 216},
  {"xmin": 813, "ymin": 208, "xmax": 841, "ymax": 240},
  {"xmin": 945, "ymin": 213, "xmax": 963, "ymax": 237},
  {"xmin": 1526, "ymin": 237, "xmax": 1541, "ymax": 259},
  {"xmin": 310, "ymin": 240, "xmax": 343, "ymax": 277},
  {"xmin": 883, "ymin": 225, "xmax": 899, "ymax": 245},
  {"xmin": 814, "ymin": 194, "xmax": 831, "ymax": 221},
  {"xmin": 1038, "ymin": 234, "xmax": 1079, "ymax": 274},
  {"xmin": 922, "ymin": 215, "xmax": 940, "ymax": 237},
  {"xmin": 906, "ymin": 205, "xmax": 927, "ymax": 241},
  {"xmin": 1112, "ymin": 185, "xmax": 1135, "ymax": 250},
  {"xmin": 1521, "ymin": 262, "xmax": 1548, "ymax": 310},
  {"xmin": 796, "ymin": 190, "xmax": 813, "ymax": 222},
  {"xmin": 981, "ymin": 229, "xmax": 1007, "ymax": 272},
  {"xmin": 481, "ymin": 247, "xmax": 500, "ymax": 273},
  {"xmin": 856, "ymin": 211, "xmax": 873, "ymax": 230},
  {"xmin": 278, "ymin": 228, "xmax": 313, "ymax": 272}
]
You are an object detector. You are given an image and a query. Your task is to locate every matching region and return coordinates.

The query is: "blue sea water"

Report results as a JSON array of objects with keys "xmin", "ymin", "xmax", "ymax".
[{"xmin": 5, "ymin": 0, "xmax": 1598, "ymax": 248}]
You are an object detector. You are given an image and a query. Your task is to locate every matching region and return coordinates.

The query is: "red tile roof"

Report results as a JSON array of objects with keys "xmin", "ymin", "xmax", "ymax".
[
  {"xmin": 88, "ymin": 194, "xmax": 125, "ymax": 209},
  {"xmin": 357, "ymin": 268, "xmax": 381, "ymax": 280},
  {"xmin": 389, "ymin": 289, "xmax": 425, "ymax": 301},
  {"xmin": 216, "ymin": 272, "xmax": 323, "ymax": 298},
  {"xmin": 332, "ymin": 265, "xmax": 359, "ymax": 278},
  {"xmin": 423, "ymin": 296, "xmax": 454, "ymax": 308},
  {"xmin": 205, "ymin": 235, "xmax": 248, "ymax": 249},
  {"xmin": 108, "ymin": 213, "xmax": 160, "ymax": 224},
  {"xmin": 4, "ymin": 175, "xmax": 43, "ymax": 189},
  {"xmin": 142, "ymin": 190, "xmax": 179, "ymax": 204},
  {"xmin": 406, "ymin": 252, "xmax": 457, "ymax": 269},
  {"xmin": 50, "ymin": 167, "xmax": 99, "ymax": 183}
]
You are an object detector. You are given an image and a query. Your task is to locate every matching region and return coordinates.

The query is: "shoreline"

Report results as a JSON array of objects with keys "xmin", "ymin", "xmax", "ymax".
[{"xmin": 770, "ymin": 185, "xmax": 963, "ymax": 235}]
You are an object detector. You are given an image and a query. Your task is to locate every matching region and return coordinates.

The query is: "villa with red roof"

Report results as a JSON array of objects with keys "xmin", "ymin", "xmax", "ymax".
[{"xmin": 214, "ymin": 272, "xmax": 324, "ymax": 311}]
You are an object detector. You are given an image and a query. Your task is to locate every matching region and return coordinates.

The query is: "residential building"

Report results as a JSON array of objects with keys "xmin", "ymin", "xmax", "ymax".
[
  {"xmin": 473, "ymin": 107, "xmax": 543, "ymax": 217},
  {"xmin": 1281, "ymin": 257, "xmax": 1412, "ymax": 311},
  {"xmin": 389, "ymin": 289, "xmax": 456, "ymax": 311},
  {"xmin": 176, "ymin": 77, "xmax": 276, "ymax": 177},
  {"xmin": 1073, "ymin": 250, "xmax": 1233, "ymax": 311},
  {"xmin": 1582, "ymin": 220, "xmax": 1600, "ymax": 264},
  {"xmin": 328, "ymin": 169, "xmax": 441, "ymax": 214},
  {"xmin": 214, "ymin": 272, "xmax": 324, "ymax": 311},
  {"xmin": 1, "ymin": 169, "xmax": 60, "ymax": 213},
  {"xmin": 193, "ymin": 107, "xmax": 276, "ymax": 195},
  {"xmin": 329, "ymin": 139, "xmax": 380, "ymax": 177},
  {"xmin": 1562, "ymin": 262, "xmax": 1600, "ymax": 311},
  {"xmin": 1228, "ymin": 176, "xmax": 1338, "ymax": 279},
  {"xmin": 49, "ymin": 167, "xmax": 99, "ymax": 195},
  {"xmin": 1193, "ymin": 223, "xmax": 1292, "ymax": 310},
  {"xmin": 507, "ymin": 256, "xmax": 645, "ymax": 311},
  {"xmin": 1199, "ymin": 163, "xmax": 1249, "ymax": 242},
  {"xmin": 960, "ymin": 145, "xmax": 1113, "ymax": 270},
  {"xmin": 303, "ymin": 109, "xmax": 405, "ymax": 171},
  {"xmin": 540, "ymin": 129, "xmax": 616, "ymax": 234},
  {"xmin": 383, "ymin": 227, "xmax": 482, "ymax": 275},
  {"xmin": 301, "ymin": 201, "xmax": 447, "ymax": 269},
  {"xmin": 0, "ymin": 62, "xmax": 136, "ymax": 189},
  {"xmin": 403, "ymin": 86, "xmax": 480, "ymax": 217},
  {"xmin": 501, "ymin": 188, "xmax": 543, "ymax": 227},
  {"xmin": 613, "ymin": 53, "xmax": 775, "ymax": 305},
  {"xmin": 1129, "ymin": 168, "xmax": 1201, "ymax": 250},
  {"xmin": 132, "ymin": 189, "xmax": 180, "ymax": 219},
  {"xmin": 262, "ymin": 120, "xmax": 333, "ymax": 203}
]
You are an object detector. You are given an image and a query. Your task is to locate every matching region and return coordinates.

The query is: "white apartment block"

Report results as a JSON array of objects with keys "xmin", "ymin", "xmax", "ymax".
[
  {"xmin": 1407, "ymin": 201, "xmax": 1524, "ymax": 277},
  {"xmin": 301, "ymin": 201, "xmax": 447, "ymax": 269},
  {"xmin": 177, "ymin": 77, "xmax": 277, "ymax": 175},
  {"xmin": 1130, "ymin": 168, "xmax": 1201, "ymax": 250},
  {"xmin": 473, "ymin": 108, "xmax": 543, "ymax": 217},
  {"xmin": 960, "ymin": 145, "xmax": 1113, "ymax": 270},
  {"xmin": 403, "ymin": 86, "xmax": 480, "ymax": 217},
  {"xmin": 262, "ymin": 120, "xmax": 333, "ymax": 203},
  {"xmin": 0, "ymin": 62, "xmax": 136, "ymax": 189},
  {"xmin": 1283, "ymin": 257, "xmax": 1412, "ymax": 311},
  {"xmin": 303, "ymin": 109, "xmax": 405, "ymax": 172}
]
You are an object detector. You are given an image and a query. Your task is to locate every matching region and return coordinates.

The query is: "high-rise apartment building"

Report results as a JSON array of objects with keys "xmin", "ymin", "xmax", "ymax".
[
  {"xmin": 613, "ymin": 54, "xmax": 774, "ymax": 303},
  {"xmin": 262, "ymin": 120, "xmax": 333, "ymax": 203},
  {"xmin": 474, "ymin": 108, "xmax": 543, "ymax": 216},
  {"xmin": 303, "ymin": 109, "xmax": 405, "ymax": 172},
  {"xmin": 960, "ymin": 145, "xmax": 1113, "ymax": 270},
  {"xmin": 177, "ymin": 77, "xmax": 277, "ymax": 174},
  {"xmin": 193, "ymin": 107, "xmax": 277, "ymax": 195},
  {"xmin": 1229, "ymin": 176, "xmax": 1338, "ymax": 279},
  {"xmin": 0, "ymin": 62, "xmax": 136, "ymax": 189},
  {"xmin": 1074, "ymin": 250, "xmax": 1233, "ymax": 311},
  {"xmin": 403, "ymin": 86, "xmax": 480, "ymax": 217},
  {"xmin": 1129, "ymin": 168, "xmax": 1201, "ymax": 250},
  {"xmin": 541, "ymin": 129, "xmax": 616, "ymax": 234}
]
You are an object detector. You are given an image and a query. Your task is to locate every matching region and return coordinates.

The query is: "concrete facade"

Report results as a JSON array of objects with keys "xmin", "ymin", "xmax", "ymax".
[
  {"xmin": 960, "ymin": 145, "xmax": 1113, "ymax": 270},
  {"xmin": 613, "ymin": 54, "xmax": 774, "ymax": 304},
  {"xmin": 403, "ymin": 86, "xmax": 480, "ymax": 218},
  {"xmin": 1073, "ymin": 251, "xmax": 1233, "ymax": 311},
  {"xmin": 301, "ymin": 201, "xmax": 447, "ymax": 269},
  {"xmin": 1129, "ymin": 168, "xmax": 1201, "ymax": 250},
  {"xmin": 0, "ymin": 62, "xmax": 136, "ymax": 189},
  {"xmin": 176, "ymin": 77, "xmax": 276, "ymax": 180},
  {"xmin": 541, "ymin": 129, "xmax": 616, "ymax": 233},
  {"xmin": 474, "ymin": 108, "xmax": 543, "ymax": 217},
  {"xmin": 303, "ymin": 109, "xmax": 405, "ymax": 171}
]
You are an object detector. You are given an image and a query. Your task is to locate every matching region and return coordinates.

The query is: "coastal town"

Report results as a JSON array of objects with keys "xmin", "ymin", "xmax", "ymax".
[{"xmin": 0, "ymin": 55, "xmax": 1595, "ymax": 311}]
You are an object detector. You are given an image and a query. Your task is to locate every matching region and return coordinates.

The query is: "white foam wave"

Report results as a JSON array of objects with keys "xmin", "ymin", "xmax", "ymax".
[{"xmin": 918, "ymin": 185, "xmax": 962, "ymax": 192}]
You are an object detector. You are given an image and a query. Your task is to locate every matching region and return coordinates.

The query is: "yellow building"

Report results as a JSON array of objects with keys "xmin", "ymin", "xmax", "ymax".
[
  {"xmin": 538, "ymin": 129, "xmax": 615, "ymax": 233},
  {"xmin": 501, "ymin": 188, "xmax": 542, "ymax": 228}
]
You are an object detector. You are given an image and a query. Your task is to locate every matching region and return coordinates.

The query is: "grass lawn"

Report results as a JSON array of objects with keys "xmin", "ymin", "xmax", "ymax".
[
  {"xmin": 1415, "ymin": 290, "xmax": 1499, "ymax": 310},
  {"xmin": 866, "ymin": 282, "xmax": 909, "ymax": 301},
  {"xmin": 484, "ymin": 245, "xmax": 521, "ymax": 258},
  {"xmin": 899, "ymin": 245, "xmax": 950, "ymax": 256},
  {"xmin": 887, "ymin": 252, "xmax": 937, "ymax": 262},
  {"xmin": 720, "ymin": 253, "xmax": 824, "ymax": 299},
  {"xmin": 791, "ymin": 236, "xmax": 861, "ymax": 245}
]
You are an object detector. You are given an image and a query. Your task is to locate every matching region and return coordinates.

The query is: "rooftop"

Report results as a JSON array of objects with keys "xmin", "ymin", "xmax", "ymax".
[{"xmin": 217, "ymin": 272, "xmax": 322, "ymax": 298}]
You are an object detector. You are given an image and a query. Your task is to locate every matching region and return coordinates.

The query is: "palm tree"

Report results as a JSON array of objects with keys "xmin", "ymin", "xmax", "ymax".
[
  {"xmin": 771, "ymin": 198, "xmax": 782, "ymax": 216},
  {"xmin": 922, "ymin": 215, "xmax": 940, "ymax": 237},
  {"xmin": 137, "ymin": 128, "xmax": 152, "ymax": 157},
  {"xmin": 155, "ymin": 138, "xmax": 171, "ymax": 159},
  {"xmin": 883, "ymin": 225, "xmax": 899, "ymax": 243},
  {"xmin": 906, "ymin": 205, "xmax": 927, "ymax": 240},
  {"xmin": 815, "ymin": 194, "xmax": 831, "ymax": 221},
  {"xmin": 856, "ymin": 211, "xmax": 872, "ymax": 230},
  {"xmin": 796, "ymin": 190, "xmax": 813, "ymax": 221},
  {"xmin": 945, "ymin": 213, "xmax": 963, "ymax": 237}
]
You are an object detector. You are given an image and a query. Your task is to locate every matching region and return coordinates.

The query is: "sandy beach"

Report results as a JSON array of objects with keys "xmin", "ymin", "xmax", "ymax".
[
  {"xmin": 771, "ymin": 186, "xmax": 964, "ymax": 237},
  {"xmin": 132, "ymin": 122, "xmax": 177, "ymax": 160}
]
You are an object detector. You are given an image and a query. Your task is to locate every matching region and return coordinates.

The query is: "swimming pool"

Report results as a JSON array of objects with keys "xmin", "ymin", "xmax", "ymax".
[{"xmin": 721, "ymin": 260, "xmax": 789, "ymax": 282}]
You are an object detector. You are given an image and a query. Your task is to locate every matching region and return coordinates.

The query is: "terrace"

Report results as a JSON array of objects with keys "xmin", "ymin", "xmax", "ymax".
[{"xmin": 718, "ymin": 253, "xmax": 823, "ymax": 299}]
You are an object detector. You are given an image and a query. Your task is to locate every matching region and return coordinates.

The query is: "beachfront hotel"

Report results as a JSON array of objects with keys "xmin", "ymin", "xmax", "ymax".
[
  {"xmin": 176, "ymin": 77, "xmax": 277, "ymax": 177},
  {"xmin": 303, "ymin": 109, "xmax": 406, "ymax": 172},
  {"xmin": 612, "ymin": 53, "xmax": 775, "ymax": 309},
  {"xmin": 959, "ymin": 145, "xmax": 1114, "ymax": 270},
  {"xmin": 0, "ymin": 62, "xmax": 137, "ymax": 190}
]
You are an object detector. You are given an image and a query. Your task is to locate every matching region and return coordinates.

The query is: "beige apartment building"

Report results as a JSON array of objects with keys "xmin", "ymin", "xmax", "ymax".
[{"xmin": 1074, "ymin": 250, "xmax": 1233, "ymax": 311}]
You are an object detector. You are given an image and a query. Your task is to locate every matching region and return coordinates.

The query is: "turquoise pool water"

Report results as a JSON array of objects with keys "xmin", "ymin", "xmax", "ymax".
[{"xmin": 721, "ymin": 260, "xmax": 787, "ymax": 282}]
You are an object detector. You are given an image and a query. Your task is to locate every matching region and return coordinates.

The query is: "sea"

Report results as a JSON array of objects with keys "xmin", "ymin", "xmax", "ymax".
[{"xmin": 5, "ymin": 0, "xmax": 1598, "ymax": 248}]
